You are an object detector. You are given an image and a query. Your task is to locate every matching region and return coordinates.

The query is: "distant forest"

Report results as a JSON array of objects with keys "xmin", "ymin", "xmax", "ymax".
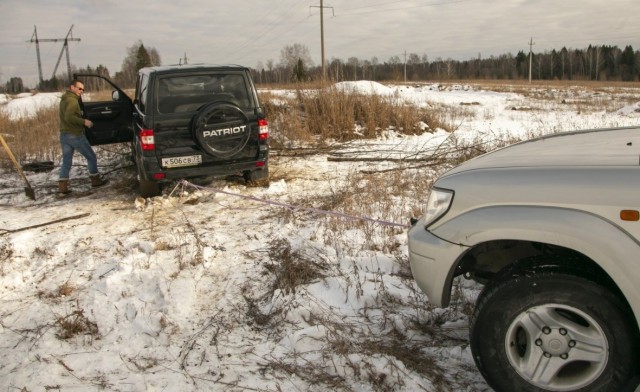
[
  {"xmin": 4, "ymin": 43, "xmax": 640, "ymax": 93},
  {"xmin": 254, "ymin": 44, "xmax": 640, "ymax": 84}
]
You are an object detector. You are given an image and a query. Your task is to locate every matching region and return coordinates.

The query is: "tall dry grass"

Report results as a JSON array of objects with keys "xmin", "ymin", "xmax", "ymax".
[
  {"xmin": 0, "ymin": 105, "xmax": 60, "ymax": 168},
  {"xmin": 261, "ymin": 85, "xmax": 454, "ymax": 148}
]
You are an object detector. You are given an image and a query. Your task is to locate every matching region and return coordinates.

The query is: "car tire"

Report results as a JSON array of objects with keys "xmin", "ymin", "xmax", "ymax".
[
  {"xmin": 243, "ymin": 163, "xmax": 269, "ymax": 187},
  {"xmin": 139, "ymin": 178, "xmax": 161, "ymax": 198},
  {"xmin": 470, "ymin": 271, "xmax": 639, "ymax": 392},
  {"xmin": 192, "ymin": 102, "xmax": 251, "ymax": 158}
]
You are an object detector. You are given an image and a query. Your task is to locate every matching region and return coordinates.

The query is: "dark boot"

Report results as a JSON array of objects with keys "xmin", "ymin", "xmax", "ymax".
[
  {"xmin": 58, "ymin": 179, "xmax": 71, "ymax": 194},
  {"xmin": 90, "ymin": 174, "xmax": 108, "ymax": 188}
]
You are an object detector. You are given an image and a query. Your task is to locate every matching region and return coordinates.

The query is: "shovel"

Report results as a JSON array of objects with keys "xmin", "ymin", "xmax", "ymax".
[{"xmin": 0, "ymin": 133, "xmax": 36, "ymax": 200}]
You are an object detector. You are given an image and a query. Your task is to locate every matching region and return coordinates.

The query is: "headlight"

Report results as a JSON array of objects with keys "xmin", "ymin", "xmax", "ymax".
[{"xmin": 423, "ymin": 188, "xmax": 454, "ymax": 227}]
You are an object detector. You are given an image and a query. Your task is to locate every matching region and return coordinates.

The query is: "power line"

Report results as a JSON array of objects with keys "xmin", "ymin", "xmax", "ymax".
[
  {"xmin": 211, "ymin": 0, "xmax": 309, "ymax": 63},
  {"xmin": 337, "ymin": 0, "xmax": 475, "ymax": 16}
]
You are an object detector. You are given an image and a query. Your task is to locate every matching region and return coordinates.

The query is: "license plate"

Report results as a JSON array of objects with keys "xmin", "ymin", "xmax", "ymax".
[{"xmin": 162, "ymin": 155, "xmax": 202, "ymax": 168}]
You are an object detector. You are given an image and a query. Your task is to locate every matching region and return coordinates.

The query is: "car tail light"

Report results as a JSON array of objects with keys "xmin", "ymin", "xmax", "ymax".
[
  {"xmin": 152, "ymin": 173, "xmax": 165, "ymax": 180},
  {"xmin": 256, "ymin": 161, "xmax": 265, "ymax": 167},
  {"xmin": 140, "ymin": 129, "xmax": 155, "ymax": 150},
  {"xmin": 258, "ymin": 119, "xmax": 268, "ymax": 141}
]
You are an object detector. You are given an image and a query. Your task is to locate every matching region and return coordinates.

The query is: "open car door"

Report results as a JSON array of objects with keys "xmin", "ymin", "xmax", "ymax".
[{"xmin": 74, "ymin": 74, "xmax": 134, "ymax": 145}]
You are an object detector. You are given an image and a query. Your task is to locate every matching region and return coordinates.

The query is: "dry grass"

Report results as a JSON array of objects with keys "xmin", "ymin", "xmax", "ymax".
[
  {"xmin": 439, "ymin": 79, "xmax": 640, "ymax": 112},
  {"xmin": 265, "ymin": 238, "xmax": 328, "ymax": 294},
  {"xmin": 261, "ymin": 85, "xmax": 454, "ymax": 149},
  {"xmin": 0, "ymin": 105, "xmax": 60, "ymax": 168},
  {"xmin": 55, "ymin": 309, "xmax": 99, "ymax": 340},
  {"xmin": 417, "ymin": 78, "xmax": 640, "ymax": 90}
]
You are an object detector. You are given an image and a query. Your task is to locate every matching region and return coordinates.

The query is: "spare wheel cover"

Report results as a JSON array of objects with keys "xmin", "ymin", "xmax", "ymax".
[{"xmin": 193, "ymin": 102, "xmax": 251, "ymax": 158}]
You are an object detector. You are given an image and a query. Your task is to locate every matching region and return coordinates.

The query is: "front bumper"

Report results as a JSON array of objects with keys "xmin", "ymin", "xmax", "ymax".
[{"xmin": 407, "ymin": 217, "xmax": 469, "ymax": 307}]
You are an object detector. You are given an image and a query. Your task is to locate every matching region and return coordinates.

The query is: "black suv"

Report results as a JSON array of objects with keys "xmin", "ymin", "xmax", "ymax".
[{"xmin": 77, "ymin": 64, "xmax": 269, "ymax": 197}]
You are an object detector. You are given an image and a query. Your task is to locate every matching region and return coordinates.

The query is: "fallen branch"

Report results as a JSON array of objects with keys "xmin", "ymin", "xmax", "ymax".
[
  {"xmin": 327, "ymin": 156, "xmax": 427, "ymax": 162},
  {"xmin": 359, "ymin": 161, "xmax": 447, "ymax": 174},
  {"xmin": 0, "ymin": 212, "xmax": 90, "ymax": 235}
]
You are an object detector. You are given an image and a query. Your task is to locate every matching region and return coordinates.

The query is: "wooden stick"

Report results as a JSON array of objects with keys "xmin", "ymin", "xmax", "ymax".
[
  {"xmin": 0, "ymin": 212, "xmax": 90, "ymax": 235},
  {"xmin": 0, "ymin": 133, "xmax": 36, "ymax": 200}
]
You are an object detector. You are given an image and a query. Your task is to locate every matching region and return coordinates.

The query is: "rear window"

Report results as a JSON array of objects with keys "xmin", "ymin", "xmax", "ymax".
[{"xmin": 157, "ymin": 73, "xmax": 251, "ymax": 114}]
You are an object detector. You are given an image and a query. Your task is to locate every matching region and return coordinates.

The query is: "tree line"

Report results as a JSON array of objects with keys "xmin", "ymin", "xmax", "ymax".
[
  {"xmin": 255, "ymin": 44, "xmax": 640, "ymax": 84},
  {"xmin": 3, "ymin": 41, "xmax": 639, "ymax": 93}
]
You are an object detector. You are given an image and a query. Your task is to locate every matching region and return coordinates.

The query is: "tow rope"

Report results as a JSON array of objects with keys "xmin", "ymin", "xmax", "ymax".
[{"xmin": 178, "ymin": 180, "xmax": 411, "ymax": 229}]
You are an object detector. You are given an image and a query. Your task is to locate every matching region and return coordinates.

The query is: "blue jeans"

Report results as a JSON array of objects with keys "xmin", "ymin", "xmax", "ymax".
[{"xmin": 59, "ymin": 132, "xmax": 99, "ymax": 179}]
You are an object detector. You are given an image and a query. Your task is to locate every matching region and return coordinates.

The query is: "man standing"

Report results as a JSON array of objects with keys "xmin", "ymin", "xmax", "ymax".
[{"xmin": 58, "ymin": 79, "xmax": 107, "ymax": 194}]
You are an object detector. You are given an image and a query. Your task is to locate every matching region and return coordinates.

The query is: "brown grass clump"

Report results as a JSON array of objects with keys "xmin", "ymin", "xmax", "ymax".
[
  {"xmin": 55, "ymin": 309, "xmax": 99, "ymax": 340},
  {"xmin": 265, "ymin": 238, "xmax": 327, "ymax": 294}
]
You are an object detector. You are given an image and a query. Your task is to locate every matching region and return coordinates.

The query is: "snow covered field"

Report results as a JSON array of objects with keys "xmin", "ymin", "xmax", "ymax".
[{"xmin": 1, "ymin": 82, "xmax": 639, "ymax": 391}]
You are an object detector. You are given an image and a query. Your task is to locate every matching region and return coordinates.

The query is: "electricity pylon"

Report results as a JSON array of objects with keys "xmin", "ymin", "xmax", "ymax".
[{"xmin": 27, "ymin": 25, "xmax": 81, "ymax": 84}]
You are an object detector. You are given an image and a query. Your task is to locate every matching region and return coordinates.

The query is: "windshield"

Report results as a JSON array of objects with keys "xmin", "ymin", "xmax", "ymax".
[{"xmin": 157, "ymin": 73, "xmax": 251, "ymax": 114}]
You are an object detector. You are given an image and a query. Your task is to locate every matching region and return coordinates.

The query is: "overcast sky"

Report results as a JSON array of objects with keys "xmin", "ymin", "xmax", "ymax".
[{"xmin": 1, "ymin": 0, "xmax": 639, "ymax": 87}]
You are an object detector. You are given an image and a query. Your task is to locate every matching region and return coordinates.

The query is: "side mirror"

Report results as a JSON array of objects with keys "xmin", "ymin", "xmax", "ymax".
[{"xmin": 112, "ymin": 90, "xmax": 120, "ymax": 101}]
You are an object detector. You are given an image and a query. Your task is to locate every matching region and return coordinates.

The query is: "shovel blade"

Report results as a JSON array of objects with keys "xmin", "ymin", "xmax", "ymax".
[{"xmin": 24, "ymin": 186, "xmax": 36, "ymax": 200}]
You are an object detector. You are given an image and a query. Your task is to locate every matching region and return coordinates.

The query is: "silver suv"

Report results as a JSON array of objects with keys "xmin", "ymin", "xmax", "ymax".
[{"xmin": 408, "ymin": 127, "xmax": 640, "ymax": 391}]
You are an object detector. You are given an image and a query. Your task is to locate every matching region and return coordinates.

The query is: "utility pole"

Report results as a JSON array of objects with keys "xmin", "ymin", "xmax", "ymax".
[
  {"xmin": 528, "ymin": 37, "xmax": 535, "ymax": 84},
  {"xmin": 320, "ymin": 0, "xmax": 325, "ymax": 81},
  {"xmin": 310, "ymin": 1, "xmax": 334, "ymax": 82},
  {"xmin": 27, "ymin": 25, "xmax": 81, "ymax": 84}
]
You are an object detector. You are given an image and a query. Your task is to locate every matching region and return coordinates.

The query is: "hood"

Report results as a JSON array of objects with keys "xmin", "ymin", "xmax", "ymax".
[{"xmin": 445, "ymin": 127, "xmax": 640, "ymax": 176}]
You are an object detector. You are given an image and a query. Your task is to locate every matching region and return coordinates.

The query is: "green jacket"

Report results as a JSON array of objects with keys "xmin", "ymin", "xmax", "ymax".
[{"xmin": 59, "ymin": 90, "xmax": 86, "ymax": 136}]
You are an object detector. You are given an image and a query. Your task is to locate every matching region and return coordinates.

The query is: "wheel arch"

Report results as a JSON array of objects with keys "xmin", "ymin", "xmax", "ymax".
[{"xmin": 433, "ymin": 206, "xmax": 640, "ymax": 334}]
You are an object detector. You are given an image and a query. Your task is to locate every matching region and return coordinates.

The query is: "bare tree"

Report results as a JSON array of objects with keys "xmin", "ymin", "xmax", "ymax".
[
  {"xmin": 595, "ymin": 46, "xmax": 603, "ymax": 80},
  {"xmin": 362, "ymin": 59, "xmax": 371, "ymax": 79},
  {"xmin": 371, "ymin": 56, "xmax": 378, "ymax": 80},
  {"xmin": 421, "ymin": 53, "xmax": 429, "ymax": 79},
  {"xmin": 279, "ymin": 44, "xmax": 314, "ymax": 80},
  {"xmin": 266, "ymin": 59, "xmax": 275, "ymax": 83},
  {"xmin": 329, "ymin": 57, "xmax": 344, "ymax": 81},
  {"xmin": 445, "ymin": 58, "xmax": 454, "ymax": 78},
  {"xmin": 347, "ymin": 57, "xmax": 359, "ymax": 80}
]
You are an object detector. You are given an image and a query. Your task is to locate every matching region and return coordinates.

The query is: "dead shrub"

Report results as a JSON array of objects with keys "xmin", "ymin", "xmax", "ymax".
[
  {"xmin": 242, "ymin": 238, "xmax": 331, "ymax": 327},
  {"xmin": 57, "ymin": 282, "xmax": 75, "ymax": 297},
  {"xmin": 55, "ymin": 309, "xmax": 99, "ymax": 340},
  {"xmin": 264, "ymin": 360, "xmax": 350, "ymax": 390},
  {"xmin": 265, "ymin": 238, "xmax": 327, "ymax": 294},
  {"xmin": 37, "ymin": 282, "xmax": 76, "ymax": 301}
]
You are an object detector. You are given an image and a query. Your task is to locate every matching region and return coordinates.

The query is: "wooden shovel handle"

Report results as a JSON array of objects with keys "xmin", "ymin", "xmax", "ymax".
[{"xmin": 0, "ymin": 133, "xmax": 32, "ymax": 185}]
